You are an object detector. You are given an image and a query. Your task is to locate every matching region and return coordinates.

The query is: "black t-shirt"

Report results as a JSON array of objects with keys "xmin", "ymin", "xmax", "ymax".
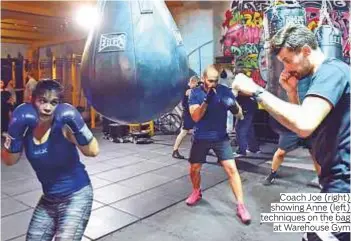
[
  {"xmin": 181, "ymin": 88, "xmax": 190, "ymax": 116},
  {"xmin": 1, "ymin": 90, "xmax": 13, "ymax": 131},
  {"xmin": 304, "ymin": 58, "xmax": 350, "ymax": 193}
]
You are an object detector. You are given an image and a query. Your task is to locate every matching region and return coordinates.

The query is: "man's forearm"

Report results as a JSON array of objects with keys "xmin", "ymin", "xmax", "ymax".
[
  {"xmin": 287, "ymin": 90, "xmax": 299, "ymax": 104},
  {"xmin": 257, "ymin": 91, "xmax": 306, "ymax": 136},
  {"xmin": 228, "ymin": 101, "xmax": 240, "ymax": 115},
  {"xmin": 191, "ymin": 103, "xmax": 208, "ymax": 122}
]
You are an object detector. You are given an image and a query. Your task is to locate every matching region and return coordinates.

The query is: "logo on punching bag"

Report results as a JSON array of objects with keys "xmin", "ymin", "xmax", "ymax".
[
  {"xmin": 98, "ymin": 33, "xmax": 127, "ymax": 52},
  {"xmin": 173, "ymin": 30, "xmax": 183, "ymax": 46},
  {"xmin": 286, "ymin": 16, "xmax": 305, "ymax": 25}
]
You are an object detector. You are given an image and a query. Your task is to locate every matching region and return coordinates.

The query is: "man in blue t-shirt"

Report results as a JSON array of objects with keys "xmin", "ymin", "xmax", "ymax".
[
  {"xmin": 186, "ymin": 64, "xmax": 251, "ymax": 225},
  {"xmin": 232, "ymin": 24, "xmax": 350, "ymax": 241}
]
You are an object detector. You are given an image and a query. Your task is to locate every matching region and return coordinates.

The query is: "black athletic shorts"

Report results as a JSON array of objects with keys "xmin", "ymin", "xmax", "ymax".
[
  {"xmin": 278, "ymin": 132, "xmax": 311, "ymax": 152},
  {"xmin": 189, "ymin": 137, "xmax": 234, "ymax": 163}
]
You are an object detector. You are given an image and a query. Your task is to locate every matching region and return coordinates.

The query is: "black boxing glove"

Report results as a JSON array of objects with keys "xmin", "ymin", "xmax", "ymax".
[
  {"xmin": 220, "ymin": 69, "xmax": 227, "ymax": 79},
  {"xmin": 203, "ymin": 88, "xmax": 216, "ymax": 104}
]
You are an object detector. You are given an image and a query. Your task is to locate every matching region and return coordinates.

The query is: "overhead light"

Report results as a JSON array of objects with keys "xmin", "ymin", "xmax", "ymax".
[{"xmin": 75, "ymin": 5, "xmax": 100, "ymax": 30}]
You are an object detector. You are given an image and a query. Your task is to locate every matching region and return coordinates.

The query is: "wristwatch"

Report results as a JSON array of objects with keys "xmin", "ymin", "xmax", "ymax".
[{"xmin": 252, "ymin": 87, "xmax": 265, "ymax": 101}]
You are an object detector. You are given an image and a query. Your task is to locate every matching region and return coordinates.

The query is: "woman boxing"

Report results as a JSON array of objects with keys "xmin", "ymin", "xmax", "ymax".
[{"xmin": 1, "ymin": 79, "xmax": 99, "ymax": 241}]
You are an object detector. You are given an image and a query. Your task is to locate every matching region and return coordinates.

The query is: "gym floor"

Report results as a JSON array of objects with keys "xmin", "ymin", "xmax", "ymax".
[{"xmin": 1, "ymin": 130, "xmax": 318, "ymax": 241}]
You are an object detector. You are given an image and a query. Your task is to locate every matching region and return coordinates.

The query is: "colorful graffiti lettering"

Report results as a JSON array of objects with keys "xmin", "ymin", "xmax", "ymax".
[
  {"xmin": 231, "ymin": 0, "xmax": 350, "ymax": 12},
  {"xmin": 221, "ymin": 3, "xmax": 265, "ymax": 86},
  {"xmin": 231, "ymin": 0, "xmax": 270, "ymax": 12},
  {"xmin": 231, "ymin": 44, "xmax": 259, "ymax": 57},
  {"xmin": 222, "ymin": 0, "xmax": 350, "ymax": 86}
]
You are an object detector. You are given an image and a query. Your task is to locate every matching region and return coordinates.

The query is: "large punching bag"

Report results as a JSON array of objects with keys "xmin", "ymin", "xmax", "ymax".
[
  {"xmin": 263, "ymin": 2, "xmax": 306, "ymax": 101},
  {"xmin": 81, "ymin": 0, "xmax": 189, "ymax": 123}
]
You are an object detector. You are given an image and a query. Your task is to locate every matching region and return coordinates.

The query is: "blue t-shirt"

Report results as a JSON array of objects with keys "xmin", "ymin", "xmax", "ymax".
[
  {"xmin": 24, "ymin": 121, "xmax": 90, "ymax": 197},
  {"xmin": 304, "ymin": 58, "xmax": 350, "ymax": 193},
  {"xmin": 297, "ymin": 75, "xmax": 311, "ymax": 102},
  {"xmin": 189, "ymin": 84, "xmax": 235, "ymax": 141}
]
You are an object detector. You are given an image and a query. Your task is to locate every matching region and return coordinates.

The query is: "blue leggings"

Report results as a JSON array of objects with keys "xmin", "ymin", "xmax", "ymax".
[{"xmin": 26, "ymin": 185, "xmax": 93, "ymax": 241}]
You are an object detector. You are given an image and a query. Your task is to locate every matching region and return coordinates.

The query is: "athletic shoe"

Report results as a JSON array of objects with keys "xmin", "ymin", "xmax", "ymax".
[
  {"xmin": 263, "ymin": 171, "xmax": 277, "ymax": 185},
  {"xmin": 185, "ymin": 189, "xmax": 202, "ymax": 206},
  {"xmin": 233, "ymin": 152, "xmax": 246, "ymax": 158},
  {"xmin": 246, "ymin": 149, "xmax": 262, "ymax": 154},
  {"xmin": 207, "ymin": 149, "xmax": 216, "ymax": 156},
  {"xmin": 308, "ymin": 177, "xmax": 323, "ymax": 190},
  {"xmin": 172, "ymin": 150, "xmax": 185, "ymax": 159},
  {"xmin": 236, "ymin": 203, "xmax": 251, "ymax": 224}
]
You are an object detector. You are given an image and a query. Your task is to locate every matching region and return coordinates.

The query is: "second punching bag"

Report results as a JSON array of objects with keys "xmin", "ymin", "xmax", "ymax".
[
  {"xmin": 81, "ymin": 0, "xmax": 189, "ymax": 123},
  {"xmin": 315, "ymin": 25, "xmax": 343, "ymax": 60}
]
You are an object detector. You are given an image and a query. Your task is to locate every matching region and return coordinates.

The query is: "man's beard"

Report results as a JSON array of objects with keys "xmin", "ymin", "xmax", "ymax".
[
  {"xmin": 290, "ymin": 67, "xmax": 312, "ymax": 79},
  {"xmin": 204, "ymin": 82, "xmax": 217, "ymax": 90}
]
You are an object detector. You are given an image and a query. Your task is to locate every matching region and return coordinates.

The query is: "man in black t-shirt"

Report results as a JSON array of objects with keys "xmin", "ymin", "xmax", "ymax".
[
  {"xmin": 172, "ymin": 76, "xmax": 199, "ymax": 159},
  {"xmin": 1, "ymin": 89, "xmax": 14, "ymax": 136}
]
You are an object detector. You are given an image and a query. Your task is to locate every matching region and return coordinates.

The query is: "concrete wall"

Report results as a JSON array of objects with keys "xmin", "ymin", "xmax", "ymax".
[
  {"xmin": 170, "ymin": 1, "xmax": 216, "ymax": 76},
  {"xmin": 169, "ymin": 1, "xmax": 239, "ymax": 75}
]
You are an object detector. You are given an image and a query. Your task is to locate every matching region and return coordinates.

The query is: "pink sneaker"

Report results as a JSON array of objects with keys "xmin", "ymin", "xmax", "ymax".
[
  {"xmin": 236, "ymin": 203, "xmax": 251, "ymax": 224},
  {"xmin": 185, "ymin": 189, "xmax": 202, "ymax": 206}
]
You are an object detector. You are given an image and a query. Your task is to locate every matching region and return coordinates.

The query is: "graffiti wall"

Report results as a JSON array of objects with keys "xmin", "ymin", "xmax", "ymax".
[{"xmin": 221, "ymin": 0, "xmax": 350, "ymax": 86}]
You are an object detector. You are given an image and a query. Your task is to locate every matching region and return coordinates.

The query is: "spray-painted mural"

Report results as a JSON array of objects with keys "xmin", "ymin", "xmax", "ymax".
[{"xmin": 221, "ymin": 0, "xmax": 350, "ymax": 86}]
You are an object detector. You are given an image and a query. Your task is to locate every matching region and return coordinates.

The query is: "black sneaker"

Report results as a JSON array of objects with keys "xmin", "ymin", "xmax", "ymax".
[
  {"xmin": 263, "ymin": 171, "xmax": 277, "ymax": 185},
  {"xmin": 172, "ymin": 150, "xmax": 185, "ymax": 159}
]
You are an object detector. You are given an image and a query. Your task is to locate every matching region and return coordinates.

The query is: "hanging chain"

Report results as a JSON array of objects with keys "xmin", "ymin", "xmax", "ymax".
[
  {"xmin": 318, "ymin": 0, "xmax": 334, "ymax": 28},
  {"xmin": 268, "ymin": 0, "xmax": 281, "ymax": 21}
]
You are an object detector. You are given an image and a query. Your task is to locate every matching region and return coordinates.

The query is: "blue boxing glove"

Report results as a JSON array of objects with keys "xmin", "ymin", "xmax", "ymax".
[
  {"xmin": 54, "ymin": 103, "xmax": 93, "ymax": 146},
  {"xmin": 203, "ymin": 88, "xmax": 216, "ymax": 104},
  {"xmin": 221, "ymin": 96, "xmax": 244, "ymax": 120},
  {"xmin": 5, "ymin": 103, "xmax": 39, "ymax": 153}
]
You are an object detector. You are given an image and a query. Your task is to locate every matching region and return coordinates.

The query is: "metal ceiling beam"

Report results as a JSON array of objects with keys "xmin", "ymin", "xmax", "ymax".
[
  {"xmin": 31, "ymin": 35, "xmax": 88, "ymax": 48},
  {"xmin": 1, "ymin": 1, "xmax": 68, "ymax": 18},
  {"xmin": 1, "ymin": 37, "xmax": 34, "ymax": 45},
  {"xmin": 1, "ymin": 29, "xmax": 53, "ymax": 40},
  {"xmin": 1, "ymin": 22, "xmax": 66, "ymax": 34}
]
